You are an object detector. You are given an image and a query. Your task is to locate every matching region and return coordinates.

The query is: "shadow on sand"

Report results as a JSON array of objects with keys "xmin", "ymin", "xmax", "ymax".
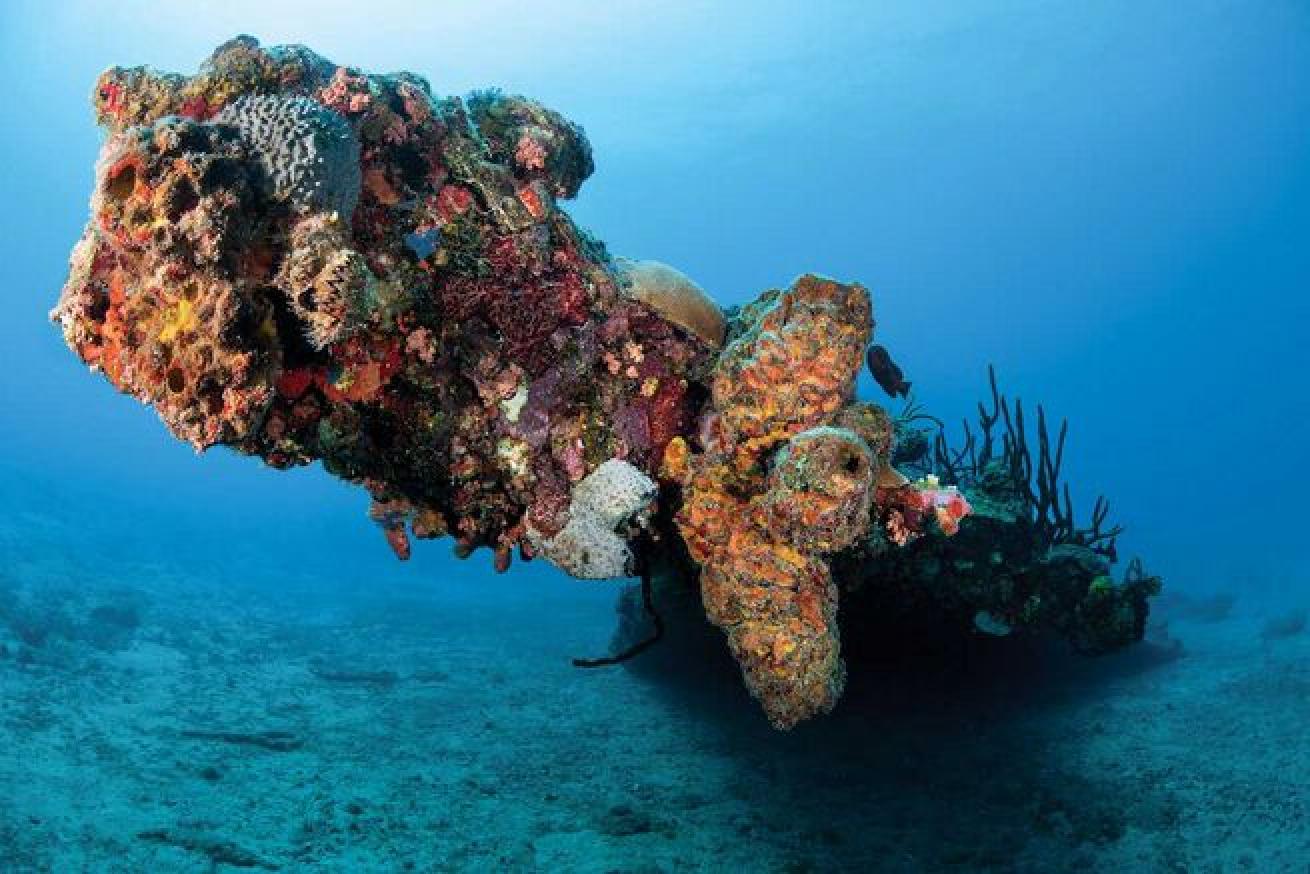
[{"xmin": 617, "ymin": 594, "xmax": 1187, "ymax": 871}]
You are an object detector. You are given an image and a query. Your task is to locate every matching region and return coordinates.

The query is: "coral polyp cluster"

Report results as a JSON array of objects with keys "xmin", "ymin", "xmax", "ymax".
[{"xmin": 53, "ymin": 37, "xmax": 1158, "ymax": 729}]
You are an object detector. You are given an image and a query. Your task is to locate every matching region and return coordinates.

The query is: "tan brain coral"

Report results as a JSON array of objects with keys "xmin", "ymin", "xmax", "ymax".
[{"xmin": 619, "ymin": 259, "xmax": 726, "ymax": 349}]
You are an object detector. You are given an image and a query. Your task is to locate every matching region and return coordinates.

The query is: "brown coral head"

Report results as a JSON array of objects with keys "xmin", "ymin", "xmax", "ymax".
[
  {"xmin": 764, "ymin": 426, "xmax": 876, "ymax": 553},
  {"xmin": 618, "ymin": 258, "xmax": 726, "ymax": 349},
  {"xmin": 52, "ymin": 232, "xmax": 280, "ymax": 450},
  {"xmin": 465, "ymin": 91, "xmax": 595, "ymax": 199},
  {"xmin": 710, "ymin": 274, "xmax": 873, "ymax": 450},
  {"xmin": 91, "ymin": 118, "xmax": 256, "ymax": 263},
  {"xmin": 832, "ymin": 401, "xmax": 895, "ymax": 462},
  {"xmin": 700, "ymin": 542, "xmax": 846, "ymax": 730}
]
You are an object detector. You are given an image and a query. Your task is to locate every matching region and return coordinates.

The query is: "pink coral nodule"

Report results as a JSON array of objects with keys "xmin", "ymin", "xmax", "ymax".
[{"xmin": 922, "ymin": 486, "xmax": 973, "ymax": 537}]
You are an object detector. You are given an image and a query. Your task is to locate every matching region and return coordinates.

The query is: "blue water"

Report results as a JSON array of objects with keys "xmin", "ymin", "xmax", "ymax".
[{"xmin": 2, "ymin": 2, "xmax": 1308, "ymax": 870}]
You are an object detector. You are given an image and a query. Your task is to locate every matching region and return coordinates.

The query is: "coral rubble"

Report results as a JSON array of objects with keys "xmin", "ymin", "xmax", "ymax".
[{"xmin": 52, "ymin": 37, "xmax": 1159, "ymax": 728}]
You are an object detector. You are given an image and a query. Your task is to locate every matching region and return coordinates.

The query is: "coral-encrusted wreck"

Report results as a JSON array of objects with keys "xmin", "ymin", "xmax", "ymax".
[{"xmin": 53, "ymin": 38, "xmax": 1159, "ymax": 729}]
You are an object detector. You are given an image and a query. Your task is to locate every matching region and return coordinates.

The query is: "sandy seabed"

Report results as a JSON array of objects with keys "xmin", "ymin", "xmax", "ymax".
[{"xmin": 2, "ymin": 507, "xmax": 1307, "ymax": 873}]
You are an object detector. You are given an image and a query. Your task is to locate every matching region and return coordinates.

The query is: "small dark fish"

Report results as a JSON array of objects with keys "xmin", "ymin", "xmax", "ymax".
[{"xmin": 866, "ymin": 344, "xmax": 912, "ymax": 399}]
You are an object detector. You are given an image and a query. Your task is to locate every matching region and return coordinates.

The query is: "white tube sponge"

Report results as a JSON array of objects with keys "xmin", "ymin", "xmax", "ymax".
[
  {"xmin": 569, "ymin": 459, "xmax": 660, "ymax": 529},
  {"xmin": 532, "ymin": 459, "xmax": 658, "ymax": 579}
]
